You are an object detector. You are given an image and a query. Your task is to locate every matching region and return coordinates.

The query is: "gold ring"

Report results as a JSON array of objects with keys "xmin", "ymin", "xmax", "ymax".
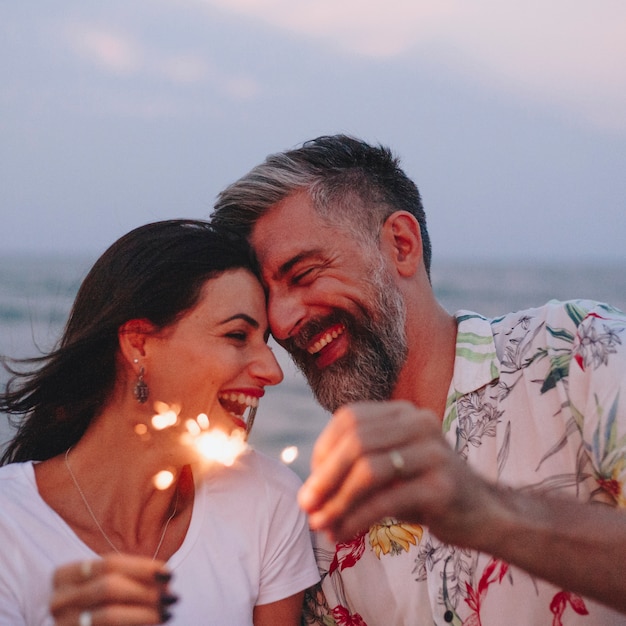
[
  {"xmin": 388, "ymin": 449, "xmax": 406, "ymax": 477},
  {"xmin": 80, "ymin": 560, "xmax": 92, "ymax": 579}
]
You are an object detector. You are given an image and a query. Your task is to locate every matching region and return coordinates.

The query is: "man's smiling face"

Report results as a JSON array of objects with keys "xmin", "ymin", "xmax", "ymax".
[{"xmin": 250, "ymin": 190, "xmax": 408, "ymax": 411}]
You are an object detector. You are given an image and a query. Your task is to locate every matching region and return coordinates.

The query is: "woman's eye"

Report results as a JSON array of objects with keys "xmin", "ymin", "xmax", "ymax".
[{"xmin": 226, "ymin": 332, "xmax": 247, "ymax": 341}]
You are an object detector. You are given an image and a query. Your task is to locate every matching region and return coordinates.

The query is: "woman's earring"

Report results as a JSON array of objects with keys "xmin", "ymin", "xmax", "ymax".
[{"xmin": 133, "ymin": 365, "xmax": 149, "ymax": 404}]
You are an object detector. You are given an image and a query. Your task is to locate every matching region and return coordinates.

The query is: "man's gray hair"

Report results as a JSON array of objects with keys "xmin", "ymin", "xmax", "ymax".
[{"xmin": 212, "ymin": 134, "xmax": 432, "ymax": 277}]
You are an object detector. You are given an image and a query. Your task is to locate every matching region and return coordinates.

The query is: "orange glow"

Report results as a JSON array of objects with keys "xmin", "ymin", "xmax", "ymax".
[{"xmin": 153, "ymin": 470, "xmax": 175, "ymax": 490}]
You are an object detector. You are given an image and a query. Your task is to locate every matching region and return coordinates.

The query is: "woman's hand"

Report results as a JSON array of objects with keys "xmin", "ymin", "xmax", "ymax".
[{"xmin": 51, "ymin": 554, "xmax": 178, "ymax": 625}]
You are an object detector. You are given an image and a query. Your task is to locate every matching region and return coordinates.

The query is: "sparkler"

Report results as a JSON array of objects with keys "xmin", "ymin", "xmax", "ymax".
[
  {"xmin": 149, "ymin": 403, "xmax": 249, "ymax": 471},
  {"xmin": 145, "ymin": 403, "xmax": 297, "ymax": 487},
  {"xmin": 193, "ymin": 428, "xmax": 247, "ymax": 466}
]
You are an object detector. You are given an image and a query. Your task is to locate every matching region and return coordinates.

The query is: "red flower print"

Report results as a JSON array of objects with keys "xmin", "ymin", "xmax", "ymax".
[
  {"xmin": 550, "ymin": 591, "xmax": 588, "ymax": 626},
  {"xmin": 464, "ymin": 558, "xmax": 509, "ymax": 625},
  {"xmin": 332, "ymin": 605, "xmax": 368, "ymax": 626},
  {"xmin": 598, "ymin": 476, "xmax": 622, "ymax": 500},
  {"xmin": 574, "ymin": 352, "xmax": 584, "ymax": 370},
  {"xmin": 329, "ymin": 533, "xmax": 366, "ymax": 576}
]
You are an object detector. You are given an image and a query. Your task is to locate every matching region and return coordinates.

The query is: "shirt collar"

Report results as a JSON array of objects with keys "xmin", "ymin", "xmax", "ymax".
[{"xmin": 452, "ymin": 310, "xmax": 501, "ymax": 394}]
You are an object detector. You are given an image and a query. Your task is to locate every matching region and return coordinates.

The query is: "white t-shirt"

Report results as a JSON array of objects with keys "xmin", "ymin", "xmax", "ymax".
[{"xmin": 0, "ymin": 450, "xmax": 320, "ymax": 625}]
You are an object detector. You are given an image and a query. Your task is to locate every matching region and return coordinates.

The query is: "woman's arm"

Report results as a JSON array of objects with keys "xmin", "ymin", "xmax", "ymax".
[{"xmin": 253, "ymin": 591, "xmax": 305, "ymax": 626}]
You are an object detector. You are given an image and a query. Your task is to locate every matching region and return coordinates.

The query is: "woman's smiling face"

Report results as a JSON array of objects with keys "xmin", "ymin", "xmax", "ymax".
[{"xmin": 145, "ymin": 268, "xmax": 283, "ymax": 432}]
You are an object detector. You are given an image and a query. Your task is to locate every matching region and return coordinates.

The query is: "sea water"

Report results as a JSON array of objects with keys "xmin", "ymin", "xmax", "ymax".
[{"xmin": 1, "ymin": 254, "xmax": 625, "ymax": 478}]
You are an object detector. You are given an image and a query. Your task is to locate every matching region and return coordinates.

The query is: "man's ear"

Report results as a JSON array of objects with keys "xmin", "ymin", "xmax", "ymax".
[
  {"xmin": 381, "ymin": 211, "xmax": 423, "ymax": 277},
  {"xmin": 118, "ymin": 319, "xmax": 156, "ymax": 368}
]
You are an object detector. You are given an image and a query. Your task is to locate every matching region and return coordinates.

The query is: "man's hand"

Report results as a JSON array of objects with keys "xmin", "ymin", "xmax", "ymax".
[{"xmin": 298, "ymin": 400, "xmax": 492, "ymax": 545}]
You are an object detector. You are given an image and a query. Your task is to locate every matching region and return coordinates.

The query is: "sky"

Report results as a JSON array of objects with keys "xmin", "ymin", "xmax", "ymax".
[{"xmin": 1, "ymin": 1, "xmax": 625, "ymax": 261}]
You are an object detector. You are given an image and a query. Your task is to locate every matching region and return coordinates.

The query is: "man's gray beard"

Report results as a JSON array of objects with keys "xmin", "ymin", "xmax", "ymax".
[{"xmin": 289, "ymin": 262, "xmax": 408, "ymax": 412}]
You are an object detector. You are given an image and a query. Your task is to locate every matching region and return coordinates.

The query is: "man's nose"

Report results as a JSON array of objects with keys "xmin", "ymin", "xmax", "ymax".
[{"xmin": 267, "ymin": 290, "xmax": 307, "ymax": 343}]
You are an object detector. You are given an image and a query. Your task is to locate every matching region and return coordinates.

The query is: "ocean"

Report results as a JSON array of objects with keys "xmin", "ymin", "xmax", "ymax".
[{"xmin": 2, "ymin": 253, "xmax": 626, "ymax": 479}]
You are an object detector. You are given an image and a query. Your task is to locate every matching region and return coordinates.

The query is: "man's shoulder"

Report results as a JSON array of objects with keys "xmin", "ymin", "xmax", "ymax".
[
  {"xmin": 483, "ymin": 299, "xmax": 626, "ymax": 376},
  {"xmin": 490, "ymin": 299, "xmax": 624, "ymax": 333}
]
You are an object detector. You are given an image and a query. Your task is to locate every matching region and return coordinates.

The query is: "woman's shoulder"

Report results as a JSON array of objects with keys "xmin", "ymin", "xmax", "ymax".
[
  {"xmin": 0, "ymin": 461, "xmax": 40, "ymax": 518},
  {"xmin": 0, "ymin": 460, "xmax": 35, "ymax": 485},
  {"xmin": 197, "ymin": 448, "xmax": 303, "ymax": 499},
  {"xmin": 237, "ymin": 448, "xmax": 304, "ymax": 491}
]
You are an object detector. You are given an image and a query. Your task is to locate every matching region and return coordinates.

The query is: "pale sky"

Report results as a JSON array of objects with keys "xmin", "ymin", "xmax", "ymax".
[{"xmin": 2, "ymin": 0, "xmax": 625, "ymax": 260}]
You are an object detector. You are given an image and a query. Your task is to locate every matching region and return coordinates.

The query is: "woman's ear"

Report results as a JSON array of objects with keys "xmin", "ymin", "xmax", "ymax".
[
  {"xmin": 381, "ymin": 211, "xmax": 423, "ymax": 277},
  {"xmin": 118, "ymin": 319, "xmax": 156, "ymax": 368}
]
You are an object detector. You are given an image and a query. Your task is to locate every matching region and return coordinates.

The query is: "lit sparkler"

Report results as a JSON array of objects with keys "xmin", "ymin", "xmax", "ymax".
[
  {"xmin": 145, "ymin": 404, "xmax": 298, "ymax": 484},
  {"xmin": 193, "ymin": 427, "xmax": 247, "ymax": 466},
  {"xmin": 149, "ymin": 403, "xmax": 249, "ymax": 469}
]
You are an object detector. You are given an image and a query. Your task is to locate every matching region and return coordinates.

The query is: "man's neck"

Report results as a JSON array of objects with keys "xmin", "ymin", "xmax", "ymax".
[{"xmin": 393, "ymin": 302, "xmax": 457, "ymax": 420}]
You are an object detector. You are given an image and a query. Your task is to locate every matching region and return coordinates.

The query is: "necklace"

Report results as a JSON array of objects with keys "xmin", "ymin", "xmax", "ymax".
[{"xmin": 64, "ymin": 447, "xmax": 179, "ymax": 560}]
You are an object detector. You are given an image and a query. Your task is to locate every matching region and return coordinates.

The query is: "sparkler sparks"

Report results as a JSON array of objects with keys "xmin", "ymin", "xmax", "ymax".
[
  {"xmin": 146, "ymin": 404, "xmax": 307, "ymax": 489},
  {"xmin": 148, "ymin": 402, "xmax": 249, "ymax": 471},
  {"xmin": 153, "ymin": 470, "xmax": 175, "ymax": 490},
  {"xmin": 182, "ymin": 410, "xmax": 248, "ymax": 466},
  {"xmin": 151, "ymin": 401, "xmax": 179, "ymax": 430},
  {"xmin": 194, "ymin": 428, "xmax": 247, "ymax": 467},
  {"xmin": 280, "ymin": 446, "xmax": 299, "ymax": 465}
]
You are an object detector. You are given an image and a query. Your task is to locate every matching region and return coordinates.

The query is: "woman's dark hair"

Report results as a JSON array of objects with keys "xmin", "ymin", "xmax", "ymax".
[{"xmin": 0, "ymin": 219, "xmax": 256, "ymax": 464}]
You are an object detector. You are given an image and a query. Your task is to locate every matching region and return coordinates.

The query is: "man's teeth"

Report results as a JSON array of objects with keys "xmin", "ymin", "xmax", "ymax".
[{"xmin": 307, "ymin": 326, "xmax": 345, "ymax": 355}]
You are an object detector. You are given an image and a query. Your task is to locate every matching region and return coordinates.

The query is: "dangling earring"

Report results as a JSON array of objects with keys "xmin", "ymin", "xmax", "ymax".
[{"xmin": 133, "ymin": 362, "xmax": 149, "ymax": 404}]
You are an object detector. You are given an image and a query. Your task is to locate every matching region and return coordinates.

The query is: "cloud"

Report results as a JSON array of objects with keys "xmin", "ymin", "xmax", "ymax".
[
  {"xmin": 199, "ymin": 0, "xmax": 626, "ymax": 131},
  {"xmin": 160, "ymin": 55, "xmax": 210, "ymax": 84},
  {"xmin": 202, "ymin": 0, "xmax": 452, "ymax": 56},
  {"xmin": 64, "ymin": 22, "xmax": 143, "ymax": 75},
  {"xmin": 62, "ymin": 20, "xmax": 261, "ymax": 105},
  {"xmin": 222, "ymin": 76, "xmax": 261, "ymax": 100}
]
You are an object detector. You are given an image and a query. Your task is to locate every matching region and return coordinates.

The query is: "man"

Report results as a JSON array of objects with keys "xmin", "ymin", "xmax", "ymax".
[{"xmin": 212, "ymin": 135, "xmax": 626, "ymax": 624}]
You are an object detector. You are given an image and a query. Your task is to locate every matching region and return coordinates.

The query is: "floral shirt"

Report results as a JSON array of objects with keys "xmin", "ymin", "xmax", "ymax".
[{"xmin": 303, "ymin": 300, "xmax": 626, "ymax": 626}]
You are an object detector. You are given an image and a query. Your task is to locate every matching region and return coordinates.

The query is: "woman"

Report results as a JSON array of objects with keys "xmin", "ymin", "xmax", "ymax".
[{"xmin": 0, "ymin": 220, "xmax": 319, "ymax": 625}]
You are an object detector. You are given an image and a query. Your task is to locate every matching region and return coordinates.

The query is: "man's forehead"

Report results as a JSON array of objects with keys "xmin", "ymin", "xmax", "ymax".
[
  {"xmin": 250, "ymin": 194, "xmax": 320, "ymax": 259},
  {"xmin": 251, "ymin": 231, "xmax": 321, "ymax": 282}
]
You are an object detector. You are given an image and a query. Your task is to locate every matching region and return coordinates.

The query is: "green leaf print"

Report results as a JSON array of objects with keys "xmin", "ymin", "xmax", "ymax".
[
  {"xmin": 540, "ymin": 353, "xmax": 572, "ymax": 394},
  {"xmin": 565, "ymin": 302, "xmax": 590, "ymax": 327}
]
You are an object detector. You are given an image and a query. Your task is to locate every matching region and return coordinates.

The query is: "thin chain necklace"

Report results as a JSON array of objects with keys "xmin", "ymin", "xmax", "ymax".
[{"xmin": 64, "ymin": 446, "xmax": 179, "ymax": 560}]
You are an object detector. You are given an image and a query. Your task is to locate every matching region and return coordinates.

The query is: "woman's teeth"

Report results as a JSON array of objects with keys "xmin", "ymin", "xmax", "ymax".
[
  {"xmin": 307, "ymin": 326, "xmax": 345, "ymax": 355},
  {"xmin": 218, "ymin": 392, "xmax": 259, "ymax": 416}
]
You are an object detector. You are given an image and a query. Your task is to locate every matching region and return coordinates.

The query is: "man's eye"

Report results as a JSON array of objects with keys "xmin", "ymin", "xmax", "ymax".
[
  {"xmin": 292, "ymin": 268, "xmax": 314, "ymax": 285},
  {"xmin": 226, "ymin": 332, "xmax": 247, "ymax": 341}
]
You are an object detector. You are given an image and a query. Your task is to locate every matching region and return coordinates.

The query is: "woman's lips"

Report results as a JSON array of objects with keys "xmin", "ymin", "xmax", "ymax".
[{"xmin": 218, "ymin": 391, "xmax": 262, "ymax": 429}]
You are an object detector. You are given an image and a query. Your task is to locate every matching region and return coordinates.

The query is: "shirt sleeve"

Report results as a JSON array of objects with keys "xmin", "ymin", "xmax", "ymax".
[
  {"xmin": 256, "ymin": 464, "xmax": 320, "ymax": 606},
  {"xmin": 568, "ymin": 304, "xmax": 626, "ymax": 506}
]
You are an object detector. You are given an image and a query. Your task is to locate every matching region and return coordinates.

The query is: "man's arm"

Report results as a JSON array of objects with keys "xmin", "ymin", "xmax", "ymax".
[{"xmin": 298, "ymin": 400, "xmax": 626, "ymax": 613}]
